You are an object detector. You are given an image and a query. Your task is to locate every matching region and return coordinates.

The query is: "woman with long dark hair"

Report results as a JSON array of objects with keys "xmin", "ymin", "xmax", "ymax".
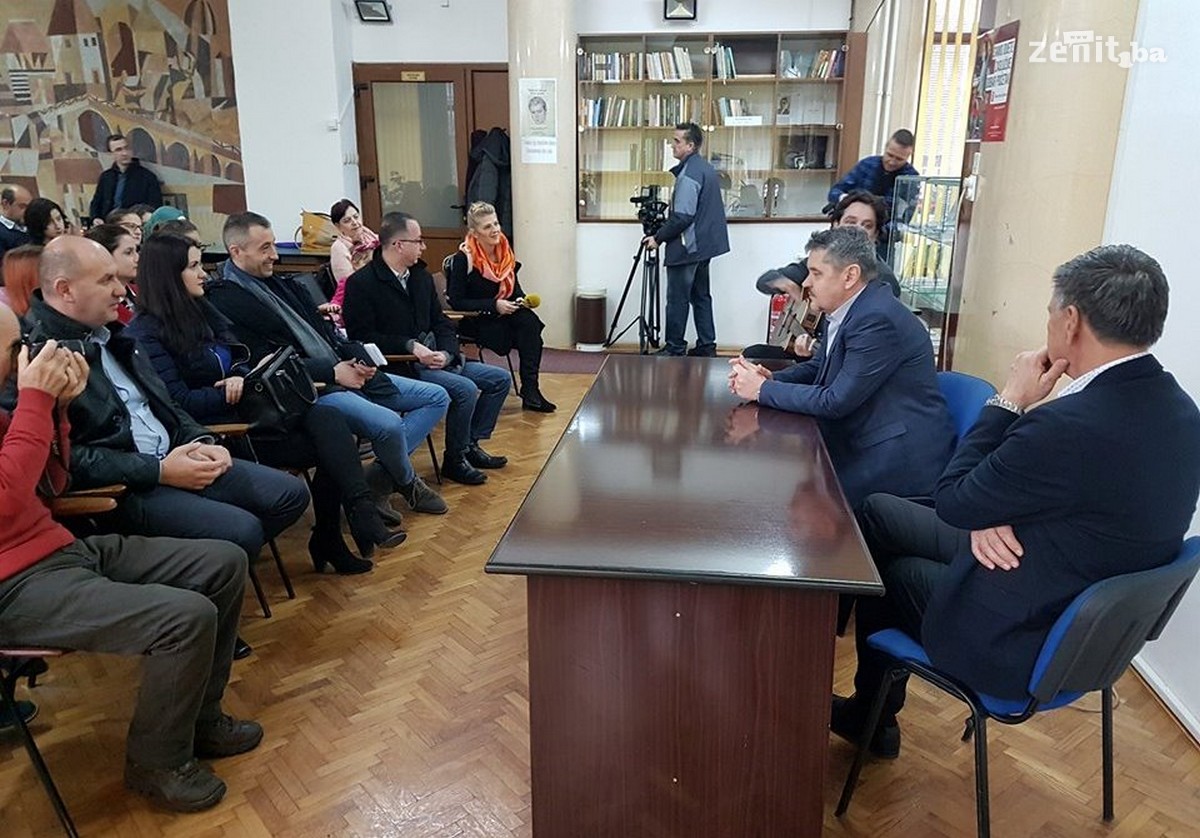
[
  {"xmin": 125, "ymin": 234, "xmax": 405, "ymax": 574},
  {"xmin": 24, "ymin": 198, "xmax": 66, "ymax": 246},
  {"xmin": 328, "ymin": 198, "xmax": 379, "ymax": 316}
]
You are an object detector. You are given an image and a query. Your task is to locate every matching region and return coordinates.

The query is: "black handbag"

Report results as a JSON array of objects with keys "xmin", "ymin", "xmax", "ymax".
[{"xmin": 236, "ymin": 346, "xmax": 317, "ymax": 433}]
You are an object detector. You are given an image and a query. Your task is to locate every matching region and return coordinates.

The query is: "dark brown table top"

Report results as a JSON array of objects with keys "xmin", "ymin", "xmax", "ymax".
[{"xmin": 486, "ymin": 355, "xmax": 882, "ymax": 593}]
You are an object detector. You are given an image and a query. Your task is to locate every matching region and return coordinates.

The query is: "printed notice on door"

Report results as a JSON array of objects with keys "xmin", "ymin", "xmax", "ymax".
[{"xmin": 519, "ymin": 78, "xmax": 557, "ymax": 164}]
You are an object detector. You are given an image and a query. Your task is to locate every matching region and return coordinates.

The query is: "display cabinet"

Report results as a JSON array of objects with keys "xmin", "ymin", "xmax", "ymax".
[
  {"xmin": 577, "ymin": 32, "xmax": 865, "ymax": 222},
  {"xmin": 887, "ymin": 175, "xmax": 963, "ymax": 366}
]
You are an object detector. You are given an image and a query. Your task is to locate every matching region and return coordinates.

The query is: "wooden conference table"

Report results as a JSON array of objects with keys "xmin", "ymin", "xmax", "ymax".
[{"xmin": 486, "ymin": 355, "xmax": 882, "ymax": 837}]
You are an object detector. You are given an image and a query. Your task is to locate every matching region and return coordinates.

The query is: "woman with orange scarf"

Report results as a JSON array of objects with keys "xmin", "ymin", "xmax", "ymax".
[{"xmin": 446, "ymin": 202, "xmax": 555, "ymax": 412}]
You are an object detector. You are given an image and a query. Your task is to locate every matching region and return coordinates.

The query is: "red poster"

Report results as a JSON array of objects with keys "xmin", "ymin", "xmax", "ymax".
[{"xmin": 967, "ymin": 21, "xmax": 1020, "ymax": 143}]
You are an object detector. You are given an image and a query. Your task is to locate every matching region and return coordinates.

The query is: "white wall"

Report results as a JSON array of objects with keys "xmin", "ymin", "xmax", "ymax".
[
  {"xmin": 1108, "ymin": 0, "xmax": 1200, "ymax": 741},
  {"xmin": 228, "ymin": 0, "xmax": 360, "ymax": 236},
  {"xmin": 352, "ymin": 0, "xmax": 507, "ymax": 63}
]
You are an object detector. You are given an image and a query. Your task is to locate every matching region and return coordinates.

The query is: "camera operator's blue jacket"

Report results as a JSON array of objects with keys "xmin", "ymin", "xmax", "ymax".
[{"xmin": 657, "ymin": 151, "xmax": 730, "ymax": 267}]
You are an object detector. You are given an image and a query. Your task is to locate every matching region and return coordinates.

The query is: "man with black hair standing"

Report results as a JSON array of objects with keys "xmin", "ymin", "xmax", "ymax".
[
  {"xmin": 643, "ymin": 122, "xmax": 730, "ymax": 357},
  {"xmin": 89, "ymin": 134, "xmax": 163, "ymax": 221}
]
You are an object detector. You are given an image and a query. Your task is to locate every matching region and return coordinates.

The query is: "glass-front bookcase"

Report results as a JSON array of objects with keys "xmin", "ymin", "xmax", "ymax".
[
  {"xmin": 888, "ymin": 175, "xmax": 964, "ymax": 365},
  {"xmin": 577, "ymin": 32, "xmax": 865, "ymax": 222}
]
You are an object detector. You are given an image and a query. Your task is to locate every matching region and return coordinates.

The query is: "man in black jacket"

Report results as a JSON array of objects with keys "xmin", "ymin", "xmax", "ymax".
[
  {"xmin": 206, "ymin": 212, "xmax": 451, "ymax": 513},
  {"xmin": 89, "ymin": 134, "xmax": 163, "ymax": 221},
  {"xmin": 342, "ymin": 211, "xmax": 513, "ymax": 486},
  {"xmin": 833, "ymin": 244, "xmax": 1200, "ymax": 759},
  {"xmin": 26, "ymin": 236, "xmax": 309, "ymax": 569}
]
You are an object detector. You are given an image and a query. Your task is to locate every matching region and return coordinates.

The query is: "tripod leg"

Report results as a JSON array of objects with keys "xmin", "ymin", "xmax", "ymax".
[{"xmin": 605, "ymin": 244, "xmax": 646, "ymax": 347}]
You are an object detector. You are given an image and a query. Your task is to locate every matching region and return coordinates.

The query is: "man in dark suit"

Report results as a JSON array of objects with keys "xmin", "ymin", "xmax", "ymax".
[
  {"xmin": 835, "ymin": 244, "xmax": 1200, "ymax": 759},
  {"xmin": 729, "ymin": 225, "xmax": 955, "ymax": 510},
  {"xmin": 341, "ymin": 211, "xmax": 512, "ymax": 486}
]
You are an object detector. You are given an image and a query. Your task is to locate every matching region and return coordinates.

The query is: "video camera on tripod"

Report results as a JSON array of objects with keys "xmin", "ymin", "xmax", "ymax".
[
  {"xmin": 605, "ymin": 186, "xmax": 671, "ymax": 352},
  {"xmin": 630, "ymin": 184, "xmax": 669, "ymax": 237}
]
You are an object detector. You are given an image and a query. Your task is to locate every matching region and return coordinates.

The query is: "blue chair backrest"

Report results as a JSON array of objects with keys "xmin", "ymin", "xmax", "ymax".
[
  {"xmin": 937, "ymin": 371, "xmax": 996, "ymax": 443},
  {"xmin": 1027, "ymin": 536, "xmax": 1200, "ymax": 703}
]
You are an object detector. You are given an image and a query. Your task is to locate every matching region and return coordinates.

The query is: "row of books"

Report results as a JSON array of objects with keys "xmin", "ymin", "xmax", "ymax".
[
  {"xmin": 580, "ymin": 47, "xmax": 698, "ymax": 82},
  {"xmin": 779, "ymin": 48, "xmax": 846, "ymax": 79},
  {"xmin": 579, "ymin": 94, "xmax": 702, "ymax": 128}
]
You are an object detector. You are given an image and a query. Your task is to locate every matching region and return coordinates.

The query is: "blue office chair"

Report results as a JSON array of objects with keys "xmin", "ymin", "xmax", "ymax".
[
  {"xmin": 937, "ymin": 370, "xmax": 996, "ymax": 443},
  {"xmin": 836, "ymin": 536, "xmax": 1200, "ymax": 838}
]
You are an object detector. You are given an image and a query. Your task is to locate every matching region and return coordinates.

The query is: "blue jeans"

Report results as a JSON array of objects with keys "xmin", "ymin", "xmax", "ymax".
[
  {"xmin": 319, "ymin": 373, "xmax": 450, "ymax": 487},
  {"xmin": 664, "ymin": 259, "xmax": 715, "ymax": 354},
  {"xmin": 417, "ymin": 361, "xmax": 511, "ymax": 456}
]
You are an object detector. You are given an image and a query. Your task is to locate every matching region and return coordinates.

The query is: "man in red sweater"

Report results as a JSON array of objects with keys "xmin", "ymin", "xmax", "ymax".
[{"xmin": 0, "ymin": 304, "xmax": 262, "ymax": 812}]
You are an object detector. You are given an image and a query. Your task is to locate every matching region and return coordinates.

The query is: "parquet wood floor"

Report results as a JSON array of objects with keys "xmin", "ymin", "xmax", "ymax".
[{"xmin": 3, "ymin": 370, "xmax": 1199, "ymax": 836}]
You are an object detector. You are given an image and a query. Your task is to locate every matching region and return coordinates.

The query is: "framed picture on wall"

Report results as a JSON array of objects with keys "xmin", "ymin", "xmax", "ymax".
[
  {"xmin": 664, "ymin": 0, "xmax": 697, "ymax": 21},
  {"xmin": 354, "ymin": 1, "xmax": 392, "ymax": 23}
]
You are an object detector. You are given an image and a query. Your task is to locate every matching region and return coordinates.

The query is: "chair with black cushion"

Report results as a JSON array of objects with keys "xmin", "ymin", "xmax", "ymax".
[
  {"xmin": 205, "ymin": 423, "xmax": 296, "ymax": 614},
  {"xmin": 836, "ymin": 536, "xmax": 1200, "ymax": 838},
  {"xmin": 437, "ymin": 257, "xmax": 518, "ymax": 396},
  {"xmin": 937, "ymin": 370, "xmax": 997, "ymax": 443}
]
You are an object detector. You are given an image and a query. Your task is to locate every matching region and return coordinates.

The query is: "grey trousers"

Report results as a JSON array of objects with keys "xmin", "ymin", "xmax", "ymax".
[{"xmin": 0, "ymin": 534, "xmax": 245, "ymax": 768}]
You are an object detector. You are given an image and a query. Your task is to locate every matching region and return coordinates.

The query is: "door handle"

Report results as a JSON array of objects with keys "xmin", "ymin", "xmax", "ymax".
[{"xmin": 360, "ymin": 175, "xmax": 376, "ymax": 189}]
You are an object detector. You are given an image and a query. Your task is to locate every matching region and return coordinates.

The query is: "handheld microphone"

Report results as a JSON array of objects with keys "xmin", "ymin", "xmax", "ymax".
[{"xmin": 516, "ymin": 294, "xmax": 541, "ymax": 309}]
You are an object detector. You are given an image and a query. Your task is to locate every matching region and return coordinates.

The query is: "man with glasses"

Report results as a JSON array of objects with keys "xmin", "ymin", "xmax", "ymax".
[
  {"xmin": 342, "ymin": 212, "xmax": 512, "ymax": 486},
  {"xmin": 206, "ymin": 212, "xmax": 452, "ymax": 515}
]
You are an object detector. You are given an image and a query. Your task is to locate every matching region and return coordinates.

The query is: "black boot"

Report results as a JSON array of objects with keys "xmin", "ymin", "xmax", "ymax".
[
  {"xmin": 521, "ymin": 387, "xmax": 557, "ymax": 412},
  {"xmin": 347, "ymin": 499, "xmax": 407, "ymax": 559},
  {"xmin": 308, "ymin": 529, "xmax": 373, "ymax": 575}
]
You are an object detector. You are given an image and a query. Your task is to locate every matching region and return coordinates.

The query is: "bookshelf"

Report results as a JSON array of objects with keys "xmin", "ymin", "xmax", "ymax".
[{"xmin": 577, "ymin": 31, "xmax": 866, "ymax": 222}]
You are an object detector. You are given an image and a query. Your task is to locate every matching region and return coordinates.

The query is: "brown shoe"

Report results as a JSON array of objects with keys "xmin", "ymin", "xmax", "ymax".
[
  {"xmin": 124, "ymin": 758, "xmax": 226, "ymax": 812},
  {"xmin": 193, "ymin": 713, "xmax": 264, "ymax": 759}
]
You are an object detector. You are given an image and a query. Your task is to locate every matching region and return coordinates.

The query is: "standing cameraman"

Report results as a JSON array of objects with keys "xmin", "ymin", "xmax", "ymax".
[{"xmin": 643, "ymin": 122, "xmax": 729, "ymax": 356}]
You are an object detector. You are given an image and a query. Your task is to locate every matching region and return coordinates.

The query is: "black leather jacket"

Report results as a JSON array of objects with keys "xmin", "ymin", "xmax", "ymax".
[{"xmin": 27, "ymin": 297, "xmax": 211, "ymax": 490}]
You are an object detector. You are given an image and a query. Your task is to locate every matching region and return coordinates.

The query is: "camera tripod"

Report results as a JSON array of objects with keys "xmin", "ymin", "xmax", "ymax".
[{"xmin": 604, "ymin": 237, "xmax": 662, "ymax": 354}]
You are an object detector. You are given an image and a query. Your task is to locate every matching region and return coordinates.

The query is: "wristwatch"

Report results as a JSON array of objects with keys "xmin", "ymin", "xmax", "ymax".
[{"xmin": 984, "ymin": 394, "xmax": 1025, "ymax": 416}]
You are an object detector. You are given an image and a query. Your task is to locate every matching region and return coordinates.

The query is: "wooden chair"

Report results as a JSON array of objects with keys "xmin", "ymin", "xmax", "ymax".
[{"xmin": 205, "ymin": 423, "xmax": 296, "ymax": 615}]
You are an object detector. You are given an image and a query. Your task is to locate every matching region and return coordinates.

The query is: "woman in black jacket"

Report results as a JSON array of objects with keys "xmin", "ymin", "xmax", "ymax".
[
  {"xmin": 446, "ymin": 201, "xmax": 555, "ymax": 411},
  {"xmin": 125, "ymin": 234, "xmax": 404, "ymax": 573}
]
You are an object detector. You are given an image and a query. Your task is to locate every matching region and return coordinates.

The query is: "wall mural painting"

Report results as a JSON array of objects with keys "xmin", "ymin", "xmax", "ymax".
[{"xmin": 0, "ymin": 0, "xmax": 244, "ymax": 244}]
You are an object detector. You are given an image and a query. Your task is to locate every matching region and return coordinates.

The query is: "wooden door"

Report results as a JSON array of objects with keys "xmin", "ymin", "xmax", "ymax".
[{"xmin": 354, "ymin": 63, "xmax": 508, "ymax": 271}]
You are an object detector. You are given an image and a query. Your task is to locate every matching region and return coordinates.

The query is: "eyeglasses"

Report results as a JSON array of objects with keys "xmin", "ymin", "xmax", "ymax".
[{"xmin": 394, "ymin": 238, "xmax": 426, "ymax": 246}]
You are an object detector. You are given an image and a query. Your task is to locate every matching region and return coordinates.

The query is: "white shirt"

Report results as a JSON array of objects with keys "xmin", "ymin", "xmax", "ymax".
[
  {"xmin": 823, "ymin": 284, "xmax": 868, "ymax": 351},
  {"xmin": 1057, "ymin": 352, "xmax": 1149, "ymax": 398},
  {"xmin": 0, "ymin": 215, "xmax": 26, "ymax": 233}
]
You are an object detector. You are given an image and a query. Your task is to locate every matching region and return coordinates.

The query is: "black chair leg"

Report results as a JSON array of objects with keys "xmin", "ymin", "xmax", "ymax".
[
  {"xmin": 426, "ymin": 435, "xmax": 442, "ymax": 484},
  {"xmin": 267, "ymin": 538, "xmax": 295, "ymax": 600},
  {"xmin": 1, "ymin": 665, "xmax": 78, "ymax": 837},
  {"xmin": 1102, "ymin": 685, "xmax": 1115, "ymax": 821},
  {"xmin": 836, "ymin": 666, "xmax": 903, "ymax": 816},
  {"xmin": 247, "ymin": 563, "xmax": 271, "ymax": 618},
  {"xmin": 972, "ymin": 709, "xmax": 991, "ymax": 838},
  {"xmin": 506, "ymin": 352, "xmax": 519, "ymax": 397}
]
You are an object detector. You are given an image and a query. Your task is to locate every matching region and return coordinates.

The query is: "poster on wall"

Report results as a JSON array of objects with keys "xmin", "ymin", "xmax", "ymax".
[
  {"xmin": 519, "ymin": 78, "xmax": 557, "ymax": 164},
  {"xmin": 967, "ymin": 21, "xmax": 1020, "ymax": 143},
  {"xmin": 0, "ymin": 0, "xmax": 244, "ymax": 244}
]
